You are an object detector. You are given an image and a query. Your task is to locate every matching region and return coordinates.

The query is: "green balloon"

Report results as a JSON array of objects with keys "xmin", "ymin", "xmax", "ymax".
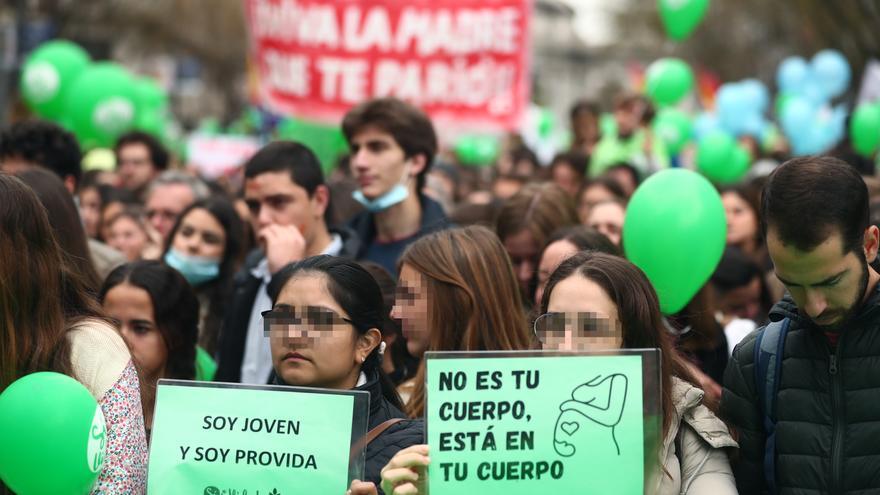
[
  {"xmin": 198, "ymin": 117, "xmax": 222, "ymax": 135},
  {"xmin": 455, "ymin": 135, "xmax": 499, "ymax": 167},
  {"xmin": 658, "ymin": 0, "xmax": 710, "ymax": 41},
  {"xmin": 134, "ymin": 110, "xmax": 166, "ymax": 137},
  {"xmin": 0, "ymin": 372, "xmax": 106, "ymax": 495},
  {"xmin": 455, "ymin": 137, "xmax": 478, "ymax": 165},
  {"xmin": 761, "ymin": 123, "xmax": 781, "ymax": 153},
  {"xmin": 599, "ymin": 112, "xmax": 617, "ymax": 137},
  {"xmin": 696, "ymin": 131, "xmax": 749, "ymax": 183},
  {"xmin": 645, "ymin": 58, "xmax": 695, "ymax": 106},
  {"xmin": 537, "ymin": 108, "xmax": 555, "ymax": 139},
  {"xmin": 277, "ymin": 118, "xmax": 348, "ymax": 172},
  {"xmin": 134, "ymin": 78, "xmax": 168, "ymax": 115},
  {"xmin": 20, "ymin": 40, "xmax": 90, "ymax": 119},
  {"xmin": 728, "ymin": 145, "xmax": 751, "ymax": 180},
  {"xmin": 195, "ymin": 346, "xmax": 217, "ymax": 381},
  {"xmin": 65, "ymin": 63, "xmax": 138, "ymax": 148},
  {"xmin": 775, "ymin": 92, "xmax": 794, "ymax": 118},
  {"xmin": 623, "ymin": 169, "xmax": 726, "ymax": 314},
  {"xmin": 652, "ymin": 108, "xmax": 692, "ymax": 154},
  {"xmin": 850, "ymin": 103, "xmax": 880, "ymax": 157}
]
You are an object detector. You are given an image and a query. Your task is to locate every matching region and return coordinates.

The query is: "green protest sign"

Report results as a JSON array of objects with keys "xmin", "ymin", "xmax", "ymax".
[
  {"xmin": 147, "ymin": 380, "xmax": 369, "ymax": 495},
  {"xmin": 426, "ymin": 351, "xmax": 660, "ymax": 494}
]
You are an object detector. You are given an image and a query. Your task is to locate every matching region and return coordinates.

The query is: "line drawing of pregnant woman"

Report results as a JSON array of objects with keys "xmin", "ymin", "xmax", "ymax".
[{"xmin": 553, "ymin": 373, "xmax": 628, "ymax": 457}]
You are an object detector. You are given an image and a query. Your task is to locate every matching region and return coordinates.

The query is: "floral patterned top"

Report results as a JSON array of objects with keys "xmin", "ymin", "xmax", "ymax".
[{"xmin": 91, "ymin": 360, "xmax": 148, "ymax": 494}]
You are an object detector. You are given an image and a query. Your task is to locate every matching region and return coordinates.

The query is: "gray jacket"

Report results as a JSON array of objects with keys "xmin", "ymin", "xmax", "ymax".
[{"xmin": 651, "ymin": 377, "xmax": 739, "ymax": 495}]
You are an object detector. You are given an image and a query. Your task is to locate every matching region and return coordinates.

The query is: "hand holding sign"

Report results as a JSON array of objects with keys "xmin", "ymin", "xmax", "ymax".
[
  {"xmin": 380, "ymin": 444, "xmax": 430, "ymax": 495},
  {"xmin": 348, "ymin": 479, "xmax": 379, "ymax": 495}
]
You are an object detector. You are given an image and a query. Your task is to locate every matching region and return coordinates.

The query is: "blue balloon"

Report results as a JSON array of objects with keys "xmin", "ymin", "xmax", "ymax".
[
  {"xmin": 801, "ymin": 79, "xmax": 828, "ymax": 105},
  {"xmin": 790, "ymin": 121, "xmax": 829, "ymax": 155},
  {"xmin": 740, "ymin": 113, "xmax": 768, "ymax": 139},
  {"xmin": 806, "ymin": 122, "xmax": 836, "ymax": 155},
  {"xmin": 780, "ymin": 97, "xmax": 816, "ymax": 142},
  {"xmin": 693, "ymin": 112, "xmax": 721, "ymax": 141},
  {"xmin": 740, "ymin": 79, "xmax": 770, "ymax": 113},
  {"xmin": 717, "ymin": 83, "xmax": 750, "ymax": 134},
  {"xmin": 811, "ymin": 49, "xmax": 851, "ymax": 99},
  {"xmin": 777, "ymin": 57, "xmax": 810, "ymax": 94},
  {"xmin": 790, "ymin": 105, "xmax": 846, "ymax": 156}
]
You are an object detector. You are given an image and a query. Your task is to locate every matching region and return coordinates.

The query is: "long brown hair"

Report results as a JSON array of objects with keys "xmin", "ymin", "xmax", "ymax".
[
  {"xmin": 0, "ymin": 174, "xmax": 102, "ymax": 392},
  {"xmin": 400, "ymin": 226, "xmax": 532, "ymax": 417},
  {"xmin": 541, "ymin": 251, "xmax": 698, "ymax": 437},
  {"xmin": 496, "ymin": 183, "xmax": 579, "ymax": 301},
  {"xmin": 17, "ymin": 168, "xmax": 101, "ymax": 291},
  {"xmin": 496, "ymin": 182, "xmax": 580, "ymax": 249},
  {"xmin": 670, "ymin": 285, "xmax": 721, "ymax": 354}
]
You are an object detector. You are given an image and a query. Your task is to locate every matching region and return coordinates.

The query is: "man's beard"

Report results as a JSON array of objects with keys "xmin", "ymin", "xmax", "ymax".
[{"xmin": 805, "ymin": 260, "xmax": 869, "ymax": 334}]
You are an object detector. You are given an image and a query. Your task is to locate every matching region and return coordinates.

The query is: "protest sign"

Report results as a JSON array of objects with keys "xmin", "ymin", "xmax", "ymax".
[
  {"xmin": 426, "ymin": 350, "xmax": 661, "ymax": 494},
  {"xmin": 186, "ymin": 134, "xmax": 262, "ymax": 180},
  {"xmin": 147, "ymin": 380, "xmax": 369, "ymax": 495},
  {"xmin": 244, "ymin": 0, "xmax": 531, "ymax": 131}
]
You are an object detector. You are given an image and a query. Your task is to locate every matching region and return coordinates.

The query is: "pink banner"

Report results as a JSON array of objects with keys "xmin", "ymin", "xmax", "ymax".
[{"xmin": 245, "ymin": 0, "xmax": 532, "ymax": 130}]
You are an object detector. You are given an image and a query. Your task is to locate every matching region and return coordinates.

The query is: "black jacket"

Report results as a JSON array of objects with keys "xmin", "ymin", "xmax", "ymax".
[
  {"xmin": 271, "ymin": 372, "xmax": 423, "ymax": 494},
  {"xmin": 720, "ymin": 283, "xmax": 880, "ymax": 494},
  {"xmin": 214, "ymin": 226, "xmax": 361, "ymax": 383},
  {"xmin": 347, "ymin": 195, "xmax": 450, "ymax": 277},
  {"xmin": 356, "ymin": 374, "xmax": 424, "ymax": 494}
]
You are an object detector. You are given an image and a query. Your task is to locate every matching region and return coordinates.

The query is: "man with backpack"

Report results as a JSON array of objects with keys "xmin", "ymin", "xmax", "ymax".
[{"xmin": 721, "ymin": 156, "xmax": 880, "ymax": 494}]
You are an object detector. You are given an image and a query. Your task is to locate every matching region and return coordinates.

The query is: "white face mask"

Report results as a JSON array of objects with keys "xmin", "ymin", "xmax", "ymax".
[{"xmin": 352, "ymin": 163, "xmax": 411, "ymax": 213}]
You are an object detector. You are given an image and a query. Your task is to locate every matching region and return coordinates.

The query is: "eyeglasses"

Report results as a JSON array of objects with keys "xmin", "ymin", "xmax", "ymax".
[
  {"xmin": 262, "ymin": 306, "xmax": 355, "ymax": 337},
  {"xmin": 533, "ymin": 312, "xmax": 619, "ymax": 340}
]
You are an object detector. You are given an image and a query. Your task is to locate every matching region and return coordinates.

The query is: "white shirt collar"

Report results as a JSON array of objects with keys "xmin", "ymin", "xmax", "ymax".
[{"xmin": 355, "ymin": 371, "xmax": 368, "ymax": 388}]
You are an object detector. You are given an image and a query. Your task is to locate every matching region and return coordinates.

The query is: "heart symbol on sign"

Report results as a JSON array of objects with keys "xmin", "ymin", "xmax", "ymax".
[{"xmin": 561, "ymin": 421, "xmax": 579, "ymax": 436}]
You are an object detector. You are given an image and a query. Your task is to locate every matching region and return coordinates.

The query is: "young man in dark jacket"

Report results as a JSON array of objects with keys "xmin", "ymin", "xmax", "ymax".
[
  {"xmin": 215, "ymin": 142, "xmax": 361, "ymax": 384},
  {"xmin": 342, "ymin": 98, "xmax": 449, "ymax": 277},
  {"xmin": 721, "ymin": 156, "xmax": 880, "ymax": 494}
]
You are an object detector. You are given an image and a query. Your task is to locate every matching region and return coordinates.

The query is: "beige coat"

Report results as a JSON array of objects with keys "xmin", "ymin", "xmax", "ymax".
[{"xmin": 650, "ymin": 377, "xmax": 739, "ymax": 495}]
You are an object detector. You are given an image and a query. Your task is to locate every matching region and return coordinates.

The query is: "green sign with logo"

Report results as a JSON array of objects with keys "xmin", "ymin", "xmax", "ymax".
[
  {"xmin": 147, "ymin": 380, "xmax": 369, "ymax": 495},
  {"xmin": 426, "ymin": 351, "xmax": 659, "ymax": 494}
]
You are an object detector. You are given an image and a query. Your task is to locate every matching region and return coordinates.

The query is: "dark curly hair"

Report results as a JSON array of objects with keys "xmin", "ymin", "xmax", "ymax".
[
  {"xmin": 114, "ymin": 131, "xmax": 170, "ymax": 171},
  {"xmin": 0, "ymin": 119, "xmax": 82, "ymax": 188}
]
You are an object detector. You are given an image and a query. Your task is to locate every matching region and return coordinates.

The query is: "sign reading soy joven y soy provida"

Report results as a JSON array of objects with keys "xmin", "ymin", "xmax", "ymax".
[
  {"xmin": 147, "ymin": 380, "xmax": 369, "ymax": 495},
  {"xmin": 426, "ymin": 351, "xmax": 661, "ymax": 494}
]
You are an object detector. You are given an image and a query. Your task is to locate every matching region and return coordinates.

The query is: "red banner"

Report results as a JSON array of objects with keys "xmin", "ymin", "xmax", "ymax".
[{"xmin": 245, "ymin": 0, "xmax": 531, "ymax": 131}]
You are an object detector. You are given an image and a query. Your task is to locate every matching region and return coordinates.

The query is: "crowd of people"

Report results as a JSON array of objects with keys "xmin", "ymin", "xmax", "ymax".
[{"xmin": 1, "ymin": 93, "xmax": 880, "ymax": 495}]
